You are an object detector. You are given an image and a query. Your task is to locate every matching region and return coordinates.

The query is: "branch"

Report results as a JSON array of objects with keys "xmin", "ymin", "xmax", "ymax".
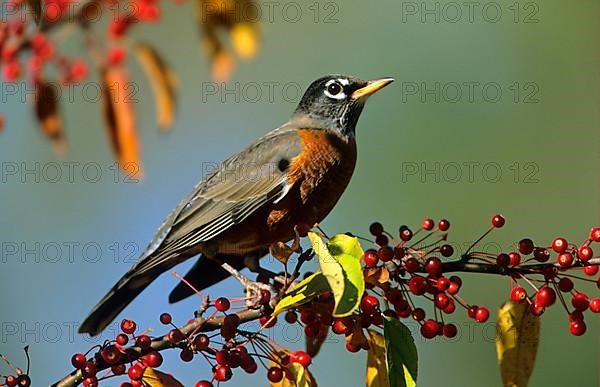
[
  {"xmin": 440, "ymin": 257, "xmax": 600, "ymax": 275},
  {"xmin": 51, "ymin": 308, "xmax": 265, "ymax": 387}
]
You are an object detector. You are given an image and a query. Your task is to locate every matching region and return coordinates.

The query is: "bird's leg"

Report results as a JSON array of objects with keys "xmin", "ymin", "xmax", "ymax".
[{"xmin": 243, "ymin": 255, "xmax": 290, "ymax": 288}]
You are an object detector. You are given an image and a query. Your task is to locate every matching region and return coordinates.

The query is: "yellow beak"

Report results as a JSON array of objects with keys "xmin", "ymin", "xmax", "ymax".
[{"xmin": 351, "ymin": 77, "xmax": 394, "ymax": 99}]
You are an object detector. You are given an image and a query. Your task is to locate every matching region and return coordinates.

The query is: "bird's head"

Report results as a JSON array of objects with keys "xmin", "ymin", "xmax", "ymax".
[{"xmin": 292, "ymin": 75, "xmax": 394, "ymax": 137}]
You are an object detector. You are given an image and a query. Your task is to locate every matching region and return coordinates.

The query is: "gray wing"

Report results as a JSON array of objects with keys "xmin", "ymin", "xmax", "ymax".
[{"xmin": 129, "ymin": 123, "xmax": 303, "ymax": 274}]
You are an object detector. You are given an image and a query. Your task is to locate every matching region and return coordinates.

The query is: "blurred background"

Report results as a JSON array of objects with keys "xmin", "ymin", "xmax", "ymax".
[{"xmin": 1, "ymin": 0, "xmax": 598, "ymax": 385}]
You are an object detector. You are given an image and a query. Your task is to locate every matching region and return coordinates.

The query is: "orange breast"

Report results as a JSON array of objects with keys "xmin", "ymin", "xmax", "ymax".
[{"xmin": 216, "ymin": 129, "xmax": 357, "ymax": 254}]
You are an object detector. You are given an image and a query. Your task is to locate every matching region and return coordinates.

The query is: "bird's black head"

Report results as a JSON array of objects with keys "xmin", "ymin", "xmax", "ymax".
[{"xmin": 292, "ymin": 75, "xmax": 394, "ymax": 137}]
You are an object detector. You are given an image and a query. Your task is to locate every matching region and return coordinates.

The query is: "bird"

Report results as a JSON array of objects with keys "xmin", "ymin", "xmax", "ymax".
[{"xmin": 79, "ymin": 74, "xmax": 394, "ymax": 336}]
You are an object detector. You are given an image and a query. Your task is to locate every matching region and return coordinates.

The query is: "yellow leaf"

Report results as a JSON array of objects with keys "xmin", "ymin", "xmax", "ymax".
[
  {"xmin": 308, "ymin": 232, "xmax": 365, "ymax": 317},
  {"xmin": 367, "ymin": 329, "xmax": 390, "ymax": 387},
  {"xmin": 272, "ymin": 272, "xmax": 329, "ymax": 317},
  {"xmin": 142, "ymin": 367, "xmax": 184, "ymax": 387},
  {"xmin": 231, "ymin": 23, "xmax": 258, "ymax": 59},
  {"xmin": 496, "ymin": 302, "xmax": 540, "ymax": 387},
  {"xmin": 134, "ymin": 43, "xmax": 177, "ymax": 131},
  {"xmin": 269, "ymin": 352, "xmax": 318, "ymax": 387}
]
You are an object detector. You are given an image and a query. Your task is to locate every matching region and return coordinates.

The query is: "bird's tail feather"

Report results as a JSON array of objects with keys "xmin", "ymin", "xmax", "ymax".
[{"xmin": 78, "ymin": 270, "xmax": 159, "ymax": 336}]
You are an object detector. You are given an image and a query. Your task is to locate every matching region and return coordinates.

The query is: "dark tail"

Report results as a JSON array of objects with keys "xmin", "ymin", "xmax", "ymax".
[
  {"xmin": 78, "ymin": 270, "xmax": 160, "ymax": 336},
  {"xmin": 168, "ymin": 254, "xmax": 246, "ymax": 303}
]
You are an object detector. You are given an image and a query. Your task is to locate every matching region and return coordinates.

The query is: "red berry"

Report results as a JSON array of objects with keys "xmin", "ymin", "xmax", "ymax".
[
  {"xmin": 436, "ymin": 245, "xmax": 453, "ymax": 260},
  {"xmin": 108, "ymin": 47, "xmax": 126, "ymax": 65},
  {"xmin": 127, "ymin": 363, "xmax": 144, "ymax": 380},
  {"xmin": 583, "ymin": 265, "xmax": 599, "ymax": 276},
  {"xmin": 369, "ymin": 222, "xmax": 384, "ymax": 236},
  {"xmin": 375, "ymin": 234, "xmax": 389, "ymax": 246},
  {"xmin": 111, "ymin": 364, "xmax": 126, "ymax": 375},
  {"xmin": 421, "ymin": 218, "xmax": 434, "ymax": 230},
  {"xmin": 589, "ymin": 298, "xmax": 600, "ymax": 313},
  {"xmin": 570, "ymin": 320, "xmax": 586, "ymax": 336},
  {"xmin": 70, "ymin": 59, "xmax": 88, "ymax": 81},
  {"xmin": 508, "ymin": 252, "xmax": 521, "ymax": 266},
  {"xmin": 361, "ymin": 295, "xmax": 380, "ymax": 314},
  {"xmin": 496, "ymin": 253, "xmax": 510, "ymax": 267},
  {"xmin": 558, "ymin": 277, "xmax": 574, "ymax": 292},
  {"xmin": 474, "ymin": 307, "xmax": 489, "ymax": 322},
  {"xmin": 304, "ymin": 323, "xmax": 321, "ymax": 338},
  {"xmin": 82, "ymin": 362, "xmax": 96, "ymax": 377},
  {"xmin": 411, "ymin": 308, "xmax": 425, "ymax": 321},
  {"xmin": 572, "ymin": 292, "xmax": 589, "ymax": 311},
  {"xmin": 408, "ymin": 276, "xmax": 427, "ymax": 295},
  {"xmin": 377, "ymin": 246, "xmax": 394, "ymax": 262},
  {"xmin": 2, "ymin": 61, "xmax": 21, "ymax": 81},
  {"xmin": 179, "ymin": 349, "xmax": 194, "ymax": 362},
  {"xmin": 399, "ymin": 226, "xmax": 413, "ymax": 241},
  {"xmin": 214, "ymin": 365, "xmax": 232, "ymax": 381},
  {"xmin": 267, "ymin": 367, "xmax": 284, "ymax": 382},
  {"xmin": 557, "ymin": 252, "xmax": 573, "ymax": 267},
  {"xmin": 195, "ymin": 381, "xmax": 213, "ymax": 387},
  {"xmin": 536, "ymin": 286, "xmax": 556, "ymax": 307},
  {"xmin": 510, "ymin": 287, "xmax": 527, "ymax": 302},
  {"xmin": 223, "ymin": 314, "xmax": 241, "ymax": 328},
  {"xmin": 167, "ymin": 329, "xmax": 185, "ymax": 343},
  {"xmin": 135, "ymin": 334, "xmax": 151, "ymax": 350},
  {"xmin": 116, "ymin": 333, "xmax": 129, "ymax": 345},
  {"xmin": 260, "ymin": 315, "xmax": 277, "ymax": 328},
  {"xmin": 5, "ymin": 376, "xmax": 17, "ymax": 387},
  {"xmin": 491, "ymin": 214, "xmax": 505, "ymax": 228},
  {"xmin": 420, "ymin": 319, "xmax": 438, "ymax": 339},
  {"xmin": 144, "ymin": 352, "xmax": 163, "ymax": 368},
  {"xmin": 437, "ymin": 277, "xmax": 450, "ymax": 291},
  {"xmin": 193, "ymin": 334, "xmax": 210, "ymax": 350},
  {"xmin": 517, "ymin": 238, "xmax": 534, "ymax": 255},
  {"xmin": 290, "ymin": 350, "xmax": 312, "ymax": 368},
  {"xmin": 424, "ymin": 257, "xmax": 442, "ymax": 277},
  {"xmin": 120, "ymin": 319, "xmax": 136, "ymax": 334},
  {"xmin": 404, "ymin": 258, "xmax": 420, "ymax": 273},
  {"xmin": 590, "ymin": 227, "xmax": 600, "ymax": 242},
  {"xmin": 443, "ymin": 300, "xmax": 456, "ymax": 314},
  {"xmin": 438, "ymin": 219, "xmax": 450, "ymax": 231},
  {"xmin": 363, "ymin": 249, "xmax": 379, "ymax": 267},
  {"xmin": 71, "ymin": 353, "xmax": 86, "ymax": 369},
  {"xmin": 159, "ymin": 313, "xmax": 172, "ymax": 325},
  {"xmin": 533, "ymin": 247, "xmax": 550, "ymax": 262},
  {"xmin": 578, "ymin": 246, "xmax": 593, "ymax": 261},
  {"xmin": 434, "ymin": 293, "xmax": 449, "ymax": 309},
  {"xmin": 443, "ymin": 323, "xmax": 457, "ymax": 338},
  {"xmin": 215, "ymin": 297, "xmax": 231, "ymax": 312},
  {"xmin": 284, "ymin": 310, "xmax": 298, "ymax": 324},
  {"xmin": 552, "ymin": 237, "xmax": 568, "ymax": 253},
  {"xmin": 82, "ymin": 377, "xmax": 97, "ymax": 387}
]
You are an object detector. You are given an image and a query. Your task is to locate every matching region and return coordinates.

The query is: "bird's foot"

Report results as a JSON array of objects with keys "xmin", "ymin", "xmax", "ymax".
[{"xmin": 220, "ymin": 262, "xmax": 275, "ymax": 307}]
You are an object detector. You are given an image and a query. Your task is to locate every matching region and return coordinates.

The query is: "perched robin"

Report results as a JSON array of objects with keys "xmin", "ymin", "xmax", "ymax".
[{"xmin": 79, "ymin": 74, "xmax": 393, "ymax": 336}]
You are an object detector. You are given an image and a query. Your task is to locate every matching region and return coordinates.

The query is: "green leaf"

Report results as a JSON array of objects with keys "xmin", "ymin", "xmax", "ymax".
[
  {"xmin": 272, "ymin": 272, "xmax": 330, "ymax": 317},
  {"xmin": 308, "ymin": 232, "xmax": 365, "ymax": 317},
  {"xmin": 383, "ymin": 316, "xmax": 418, "ymax": 387}
]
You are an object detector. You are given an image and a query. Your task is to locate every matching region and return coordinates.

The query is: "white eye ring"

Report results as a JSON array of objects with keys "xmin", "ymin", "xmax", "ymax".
[{"xmin": 324, "ymin": 79, "xmax": 346, "ymax": 100}]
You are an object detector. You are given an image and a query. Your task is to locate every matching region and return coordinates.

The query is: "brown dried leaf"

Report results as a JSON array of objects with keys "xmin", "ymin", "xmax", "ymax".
[
  {"xmin": 306, "ymin": 323, "xmax": 329, "ymax": 358},
  {"xmin": 346, "ymin": 319, "xmax": 369, "ymax": 351},
  {"xmin": 270, "ymin": 241, "xmax": 293, "ymax": 264},
  {"xmin": 134, "ymin": 42, "xmax": 177, "ymax": 131},
  {"xmin": 363, "ymin": 267, "xmax": 390, "ymax": 286},
  {"xmin": 34, "ymin": 79, "xmax": 66, "ymax": 156},
  {"xmin": 101, "ymin": 66, "xmax": 143, "ymax": 179}
]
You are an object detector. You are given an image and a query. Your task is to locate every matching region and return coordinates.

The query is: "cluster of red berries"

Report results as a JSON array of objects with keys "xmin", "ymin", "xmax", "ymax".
[
  {"xmin": 505, "ymin": 229, "xmax": 600, "ymax": 336},
  {"xmin": 361, "ymin": 217, "xmax": 499, "ymax": 340}
]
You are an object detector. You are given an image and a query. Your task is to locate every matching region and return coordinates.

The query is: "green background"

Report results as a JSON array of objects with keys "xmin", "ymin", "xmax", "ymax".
[{"xmin": 0, "ymin": 0, "xmax": 598, "ymax": 385}]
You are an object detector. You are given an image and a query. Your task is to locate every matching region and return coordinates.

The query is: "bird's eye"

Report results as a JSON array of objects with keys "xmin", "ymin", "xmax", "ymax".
[{"xmin": 324, "ymin": 80, "xmax": 346, "ymax": 99}]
